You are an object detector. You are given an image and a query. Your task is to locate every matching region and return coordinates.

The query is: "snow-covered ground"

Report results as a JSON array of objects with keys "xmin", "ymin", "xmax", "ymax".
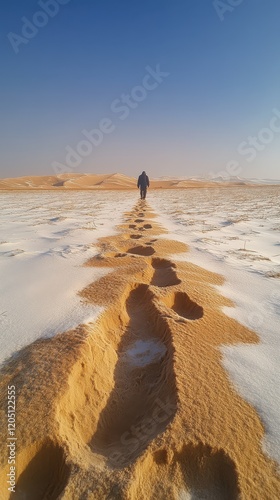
[
  {"xmin": 0, "ymin": 191, "xmax": 136, "ymax": 366},
  {"xmin": 148, "ymin": 186, "xmax": 280, "ymax": 465},
  {"xmin": 150, "ymin": 186, "xmax": 280, "ymax": 278},
  {"xmin": 0, "ymin": 187, "xmax": 279, "ymax": 465}
]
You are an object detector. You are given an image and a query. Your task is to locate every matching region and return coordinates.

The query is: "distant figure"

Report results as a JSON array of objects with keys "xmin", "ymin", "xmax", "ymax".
[{"xmin": 137, "ymin": 171, "xmax": 150, "ymax": 199}]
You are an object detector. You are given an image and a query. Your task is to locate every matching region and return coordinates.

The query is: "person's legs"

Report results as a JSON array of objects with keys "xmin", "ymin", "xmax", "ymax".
[
  {"xmin": 142, "ymin": 187, "xmax": 147, "ymax": 199},
  {"xmin": 140, "ymin": 187, "xmax": 143, "ymax": 199}
]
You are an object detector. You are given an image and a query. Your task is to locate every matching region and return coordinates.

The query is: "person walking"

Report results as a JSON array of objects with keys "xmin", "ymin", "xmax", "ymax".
[{"xmin": 137, "ymin": 171, "xmax": 150, "ymax": 199}]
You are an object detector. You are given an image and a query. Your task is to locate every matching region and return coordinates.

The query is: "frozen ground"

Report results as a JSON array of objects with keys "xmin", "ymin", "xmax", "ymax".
[
  {"xmin": 0, "ymin": 191, "xmax": 136, "ymax": 366},
  {"xmin": 149, "ymin": 186, "xmax": 280, "ymax": 465}
]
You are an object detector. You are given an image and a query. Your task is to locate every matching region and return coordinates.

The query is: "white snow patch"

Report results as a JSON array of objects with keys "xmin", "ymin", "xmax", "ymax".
[
  {"xmin": 124, "ymin": 339, "xmax": 167, "ymax": 367},
  {"xmin": 178, "ymin": 488, "xmax": 225, "ymax": 499}
]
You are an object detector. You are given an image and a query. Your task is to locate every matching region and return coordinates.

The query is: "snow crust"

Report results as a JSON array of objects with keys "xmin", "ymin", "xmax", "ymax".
[{"xmin": 149, "ymin": 186, "xmax": 280, "ymax": 464}]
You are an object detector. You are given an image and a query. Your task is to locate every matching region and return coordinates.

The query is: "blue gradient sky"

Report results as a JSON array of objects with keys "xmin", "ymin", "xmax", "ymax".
[{"xmin": 1, "ymin": 0, "xmax": 280, "ymax": 179}]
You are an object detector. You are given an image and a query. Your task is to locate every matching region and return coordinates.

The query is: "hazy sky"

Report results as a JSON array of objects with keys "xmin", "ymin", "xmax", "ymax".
[{"xmin": 1, "ymin": 0, "xmax": 280, "ymax": 179}]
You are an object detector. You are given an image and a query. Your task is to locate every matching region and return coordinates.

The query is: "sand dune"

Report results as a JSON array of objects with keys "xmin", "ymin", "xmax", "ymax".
[
  {"xmin": 0, "ymin": 201, "xmax": 279, "ymax": 499},
  {"xmin": 0, "ymin": 173, "xmax": 253, "ymax": 190},
  {"xmin": 0, "ymin": 173, "xmax": 133, "ymax": 190}
]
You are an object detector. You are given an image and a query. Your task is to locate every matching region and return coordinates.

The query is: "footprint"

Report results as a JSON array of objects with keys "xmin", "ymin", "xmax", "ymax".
[
  {"xmin": 90, "ymin": 284, "xmax": 177, "ymax": 467},
  {"xmin": 130, "ymin": 234, "xmax": 142, "ymax": 240},
  {"xmin": 127, "ymin": 246, "xmax": 155, "ymax": 256},
  {"xmin": 151, "ymin": 258, "xmax": 181, "ymax": 287},
  {"xmin": 135, "ymin": 444, "xmax": 239, "ymax": 500},
  {"xmin": 143, "ymin": 224, "xmax": 152, "ymax": 229},
  {"xmin": 135, "ymin": 219, "xmax": 145, "ymax": 223},
  {"xmin": 162, "ymin": 292, "xmax": 203, "ymax": 320},
  {"xmin": 178, "ymin": 443, "xmax": 240, "ymax": 500},
  {"xmin": 129, "ymin": 224, "xmax": 137, "ymax": 229},
  {"xmin": 16, "ymin": 441, "xmax": 70, "ymax": 500}
]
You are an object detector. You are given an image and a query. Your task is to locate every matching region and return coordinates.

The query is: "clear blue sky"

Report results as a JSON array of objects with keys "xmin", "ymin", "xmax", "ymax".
[{"xmin": 1, "ymin": 0, "xmax": 280, "ymax": 179}]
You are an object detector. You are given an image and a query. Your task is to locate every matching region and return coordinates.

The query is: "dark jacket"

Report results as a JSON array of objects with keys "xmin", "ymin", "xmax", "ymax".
[{"xmin": 137, "ymin": 173, "xmax": 149, "ymax": 188}]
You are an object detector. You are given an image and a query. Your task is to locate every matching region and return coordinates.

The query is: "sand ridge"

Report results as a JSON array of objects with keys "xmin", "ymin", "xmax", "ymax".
[
  {"xmin": 0, "ymin": 201, "xmax": 279, "ymax": 499},
  {"xmin": 0, "ymin": 173, "xmax": 259, "ymax": 191}
]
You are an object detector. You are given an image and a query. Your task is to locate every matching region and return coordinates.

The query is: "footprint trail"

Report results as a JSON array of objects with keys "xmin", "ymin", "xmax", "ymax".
[{"xmin": 0, "ymin": 200, "xmax": 279, "ymax": 499}]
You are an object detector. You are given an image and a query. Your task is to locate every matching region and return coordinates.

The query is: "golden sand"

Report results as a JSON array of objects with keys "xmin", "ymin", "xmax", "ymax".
[
  {"xmin": 0, "ymin": 173, "xmax": 259, "ymax": 191},
  {"xmin": 0, "ymin": 201, "xmax": 279, "ymax": 499}
]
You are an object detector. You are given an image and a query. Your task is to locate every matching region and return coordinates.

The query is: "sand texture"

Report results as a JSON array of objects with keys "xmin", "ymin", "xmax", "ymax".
[{"xmin": 0, "ymin": 201, "xmax": 279, "ymax": 499}]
